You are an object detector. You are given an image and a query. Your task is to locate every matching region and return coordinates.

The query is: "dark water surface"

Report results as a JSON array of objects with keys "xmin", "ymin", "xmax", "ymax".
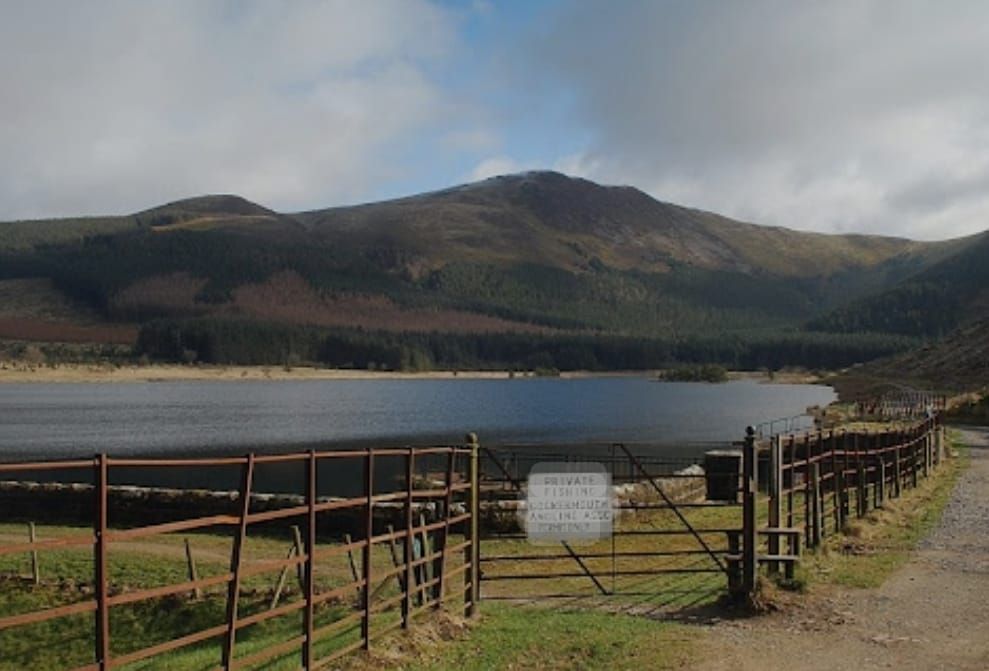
[{"xmin": 0, "ymin": 377, "xmax": 834, "ymax": 461}]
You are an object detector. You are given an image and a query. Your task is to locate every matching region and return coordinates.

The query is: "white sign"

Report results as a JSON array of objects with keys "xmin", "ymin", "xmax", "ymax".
[{"xmin": 525, "ymin": 462, "xmax": 612, "ymax": 544}]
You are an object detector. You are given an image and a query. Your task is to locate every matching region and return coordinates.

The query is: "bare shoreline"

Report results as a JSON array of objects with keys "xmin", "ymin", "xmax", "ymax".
[{"xmin": 0, "ymin": 363, "xmax": 823, "ymax": 385}]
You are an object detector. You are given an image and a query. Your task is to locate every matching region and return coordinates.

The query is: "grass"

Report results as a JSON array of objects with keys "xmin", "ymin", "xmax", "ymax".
[
  {"xmin": 797, "ymin": 431, "xmax": 966, "ymax": 589},
  {"xmin": 0, "ymin": 428, "xmax": 964, "ymax": 669},
  {"xmin": 353, "ymin": 602, "xmax": 696, "ymax": 671},
  {"xmin": 0, "ymin": 523, "xmax": 442, "ymax": 670},
  {"xmin": 0, "ymin": 488, "xmax": 726, "ymax": 670}
]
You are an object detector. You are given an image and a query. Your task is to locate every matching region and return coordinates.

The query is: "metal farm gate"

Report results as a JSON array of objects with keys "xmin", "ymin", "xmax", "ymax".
[{"xmin": 476, "ymin": 443, "xmax": 744, "ymax": 610}]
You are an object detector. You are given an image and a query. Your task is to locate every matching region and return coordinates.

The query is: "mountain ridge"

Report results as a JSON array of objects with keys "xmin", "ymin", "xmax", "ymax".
[{"xmin": 0, "ymin": 171, "xmax": 984, "ymax": 372}]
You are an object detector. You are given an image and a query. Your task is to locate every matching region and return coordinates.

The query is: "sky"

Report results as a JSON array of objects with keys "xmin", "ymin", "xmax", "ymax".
[{"xmin": 3, "ymin": 0, "xmax": 989, "ymax": 241}]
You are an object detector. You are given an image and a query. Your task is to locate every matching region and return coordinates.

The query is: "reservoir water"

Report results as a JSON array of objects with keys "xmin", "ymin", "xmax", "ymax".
[{"xmin": 0, "ymin": 377, "xmax": 835, "ymax": 461}]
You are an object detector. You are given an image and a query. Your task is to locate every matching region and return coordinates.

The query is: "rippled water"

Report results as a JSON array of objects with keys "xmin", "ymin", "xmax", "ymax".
[{"xmin": 0, "ymin": 377, "xmax": 834, "ymax": 460}]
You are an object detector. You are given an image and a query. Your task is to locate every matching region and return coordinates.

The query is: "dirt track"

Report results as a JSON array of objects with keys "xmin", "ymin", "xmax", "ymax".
[{"xmin": 695, "ymin": 426, "xmax": 989, "ymax": 671}]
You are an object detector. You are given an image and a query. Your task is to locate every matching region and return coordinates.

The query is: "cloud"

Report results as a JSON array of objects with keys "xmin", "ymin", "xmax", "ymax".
[
  {"xmin": 529, "ymin": 1, "xmax": 989, "ymax": 240},
  {"xmin": 0, "ymin": 0, "xmax": 462, "ymax": 218},
  {"xmin": 7, "ymin": 1, "xmax": 989, "ymax": 242},
  {"xmin": 468, "ymin": 156, "xmax": 535, "ymax": 181}
]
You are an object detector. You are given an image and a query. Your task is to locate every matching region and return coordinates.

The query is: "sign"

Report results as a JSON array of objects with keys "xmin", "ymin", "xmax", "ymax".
[{"xmin": 525, "ymin": 462, "xmax": 612, "ymax": 544}]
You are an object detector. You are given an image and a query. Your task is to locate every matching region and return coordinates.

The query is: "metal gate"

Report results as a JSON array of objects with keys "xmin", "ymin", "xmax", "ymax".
[{"xmin": 476, "ymin": 443, "xmax": 743, "ymax": 611}]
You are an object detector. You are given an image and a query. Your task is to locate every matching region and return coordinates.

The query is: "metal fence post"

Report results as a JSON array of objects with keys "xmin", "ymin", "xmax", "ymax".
[
  {"xmin": 465, "ymin": 433, "xmax": 480, "ymax": 617},
  {"xmin": 435, "ymin": 449, "xmax": 456, "ymax": 606},
  {"xmin": 362, "ymin": 450, "xmax": 373, "ymax": 651},
  {"xmin": 222, "ymin": 454, "xmax": 254, "ymax": 670},
  {"xmin": 403, "ymin": 448, "xmax": 414, "ymax": 629},
  {"xmin": 94, "ymin": 453, "xmax": 110, "ymax": 671},
  {"xmin": 303, "ymin": 450, "xmax": 316, "ymax": 669}
]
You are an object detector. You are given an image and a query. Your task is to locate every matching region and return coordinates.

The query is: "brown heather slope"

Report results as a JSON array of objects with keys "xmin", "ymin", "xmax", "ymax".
[{"xmin": 0, "ymin": 278, "xmax": 138, "ymax": 345}]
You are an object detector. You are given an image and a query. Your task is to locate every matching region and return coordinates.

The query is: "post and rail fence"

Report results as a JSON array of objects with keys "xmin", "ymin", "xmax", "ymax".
[
  {"xmin": 0, "ymin": 414, "xmax": 948, "ymax": 667},
  {"xmin": 729, "ymin": 414, "xmax": 945, "ymax": 596}
]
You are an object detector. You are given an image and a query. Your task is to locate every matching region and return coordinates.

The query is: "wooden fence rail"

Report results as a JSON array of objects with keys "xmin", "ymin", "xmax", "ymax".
[
  {"xmin": 732, "ymin": 415, "xmax": 945, "ymax": 596},
  {"xmin": 0, "ymin": 439, "xmax": 481, "ymax": 670}
]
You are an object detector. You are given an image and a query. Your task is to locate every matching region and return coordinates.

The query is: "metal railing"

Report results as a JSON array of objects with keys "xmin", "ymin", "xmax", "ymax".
[{"xmin": 0, "ymin": 441, "xmax": 481, "ymax": 670}]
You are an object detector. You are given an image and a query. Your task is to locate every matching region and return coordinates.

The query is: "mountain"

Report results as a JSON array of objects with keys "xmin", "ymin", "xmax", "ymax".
[
  {"xmin": 298, "ymin": 171, "xmax": 935, "ymax": 278},
  {"xmin": 0, "ymin": 171, "xmax": 980, "ymax": 371},
  {"xmin": 808, "ymin": 230, "xmax": 989, "ymax": 338}
]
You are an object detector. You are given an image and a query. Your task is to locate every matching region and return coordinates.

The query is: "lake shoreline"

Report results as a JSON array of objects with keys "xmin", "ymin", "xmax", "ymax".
[{"xmin": 0, "ymin": 363, "xmax": 823, "ymax": 385}]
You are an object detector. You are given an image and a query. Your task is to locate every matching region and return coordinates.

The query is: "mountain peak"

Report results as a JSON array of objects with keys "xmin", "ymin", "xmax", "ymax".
[{"xmin": 135, "ymin": 194, "xmax": 275, "ymax": 219}]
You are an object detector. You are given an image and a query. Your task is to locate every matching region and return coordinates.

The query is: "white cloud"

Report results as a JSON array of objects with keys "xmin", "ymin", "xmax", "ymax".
[
  {"xmin": 532, "ymin": 1, "xmax": 989, "ymax": 240},
  {"xmin": 0, "ymin": 0, "xmax": 461, "ymax": 218},
  {"xmin": 468, "ymin": 156, "xmax": 534, "ymax": 182}
]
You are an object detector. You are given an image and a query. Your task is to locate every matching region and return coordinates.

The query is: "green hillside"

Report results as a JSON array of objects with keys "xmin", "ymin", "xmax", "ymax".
[
  {"xmin": 0, "ymin": 171, "xmax": 977, "ymax": 371},
  {"xmin": 808, "ymin": 231, "xmax": 989, "ymax": 337},
  {"xmin": 832, "ymin": 315, "xmax": 989, "ymax": 397}
]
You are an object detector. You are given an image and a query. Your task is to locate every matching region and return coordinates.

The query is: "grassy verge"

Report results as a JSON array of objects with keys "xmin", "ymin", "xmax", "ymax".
[
  {"xmin": 794, "ymin": 432, "xmax": 966, "ymax": 590},
  {"xmin": 0, "ymin": 525, "xmax": 433, "ymax": 670},
  {"xmin": 1, "ymin": 428, "xmax": 964, "ymax": 669},
  {"xmin": 347, "ymin": 603, "xmax": 696, "ymax": 671}
]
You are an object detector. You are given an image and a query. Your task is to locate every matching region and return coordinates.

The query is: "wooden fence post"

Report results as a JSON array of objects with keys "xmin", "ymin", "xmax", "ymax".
[
  {"xmin": 923, "ymin": 428, "xmax": 931, "ymax": 478},
  {"xmin": 28, "ymin": 522, "xmax": 40, "ymax": 585},
  {"xmin": 344, "ymin": 533, "xmax": 361, "ymax": 598},
  {"xmin": 802, "ymin": 436, "xmax": 812, "ymax": 549},
  {"xmin": 809, "ymin": 463, "xmax": 822, "ymax": 547},
  {"xmin": 291, "ymin": 525, "xmax": 304, "ymax": 589},
  {"xmin": 271, "ymin": 542, "xmax": 295, "ymax": 610},
  {"xmin": 417, "ymin": 513, "xmax": 431, "ymax": 605},
  {"xmin": 185, "ymin": 538, "xmax": 202, "ymax": 600},
  {"xmin": 934, "ymin": 424, "xmax": 944, "ymax": 466},
  {"xmin": 893, "ymin": 444, "xmax": 902, "ymax": 498},
  {"xmin": 857, "ymin": 462, "xmax": 867, "ymax": 517},
  {"xmin": 877, "ymin": 458, "xmax": 886, "ymax": 508},
  {"xmin": 385, "ymin": 524, "xmax": 406, "ymax": 593},
  {"xmin": 854, "ymin": 433, "xmax": 865, "ymax": 517},
  {"xmin": 840, "ymin": 432, "xmax": 851, "ymax": 523},
  {"xmin": 911, "ymin": 436, "xmax": 920, "ymax": 489},
  {"xmin": 826, "ymin": 430, "xmax": 837, "ymax": 534},
  {"xmin": 834, "ymin": 467, "xmax": 845, "ymax": 531},
  {"xmin": 767, "ymin": 436, "xmax": 782, "ymax": 574},
  {"xmin": 786, "ymin": 436, "xmax": 795, "ymax": 530},
  {"xmin": 741, "ymin": 427, "xmax": 758, "ymax": 597}
]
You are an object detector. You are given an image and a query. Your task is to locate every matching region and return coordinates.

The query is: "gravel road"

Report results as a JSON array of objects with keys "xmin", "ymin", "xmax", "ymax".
[{"xmin": 694, "ymin": 426, "xmax": 989, "ymax": 671}]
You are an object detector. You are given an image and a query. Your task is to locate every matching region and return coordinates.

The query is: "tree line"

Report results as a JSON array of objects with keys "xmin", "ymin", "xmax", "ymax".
[{"xmin": 136, "ymin": 317, "xmax": 918, "ymax": 371}]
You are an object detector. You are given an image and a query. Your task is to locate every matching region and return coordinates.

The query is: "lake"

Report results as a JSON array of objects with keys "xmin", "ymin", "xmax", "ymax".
[{"xmin": 0, "ymin": 377, "xmax": 834, "ymax": 461}]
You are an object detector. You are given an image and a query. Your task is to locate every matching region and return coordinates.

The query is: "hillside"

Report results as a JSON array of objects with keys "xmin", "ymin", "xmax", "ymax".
[
  {"xmin": 808, "ymin": 230, "xmax": 989, "ymax": 338},
  {"xmin": 832, "ymin": 316, "xmax": 989, "ymax": 398},
  {"xmin": 0, "ymin": 171, "xmax": 978, "ymax": 371},
  {"xmin": 298, "ymin": 172, "xmax": 936, "ymax": 278}
]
